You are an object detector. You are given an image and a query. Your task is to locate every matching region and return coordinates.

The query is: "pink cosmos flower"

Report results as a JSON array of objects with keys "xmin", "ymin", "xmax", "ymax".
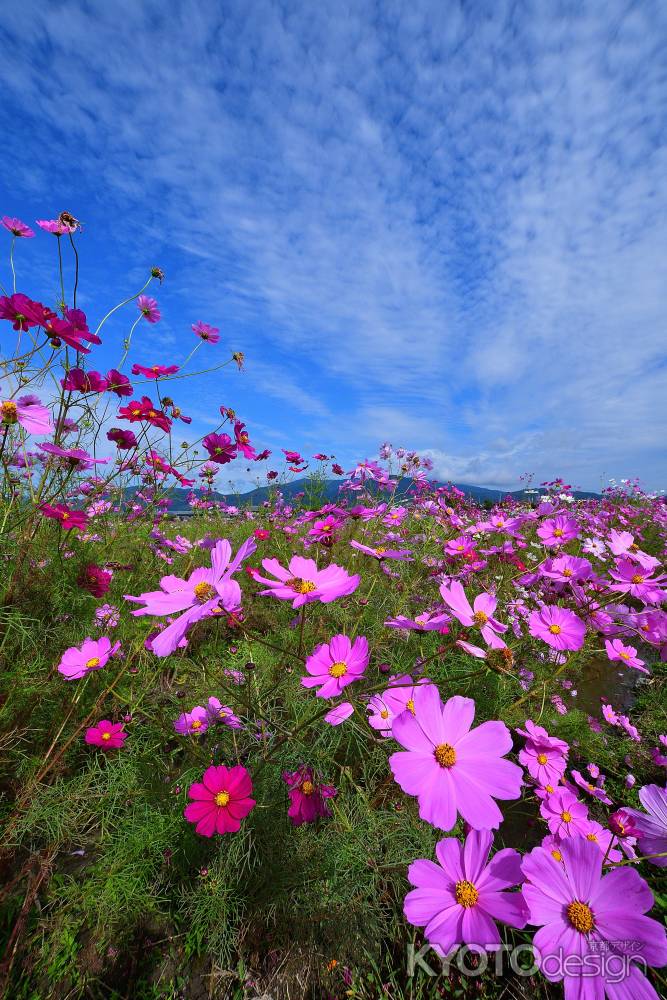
[
  {"xmin": 302, "ymin": 634, "xmax": 369, "ymax": 698},
  {"xmin": 233, "ymin": 421, "xmax": 256, "ymax": 460},
  {"xmin": 205, "ymin": 698, "xmax": 243, "ymax": 728},
  {"xmin": 107, "ymin": 427, "xmax": 137, "ymax": 449},
  {"xmin": 570, "ymin": 770, "xmax": 613, "ymax": 806},
  {"xmin": 174, "ymin": 706, "xmax": 209, "ymax": 735},
  {"xmin": 439, "ymin": 581, "xmax": 507, "ymax": 648},
  {"xmin": 192, "ymin": 321, "xmax": 220, "ymax": 343},
  {"xmin": 282, "ymin": 767, "xmax": 337, "ymax": 825},
  {"xmin": 349, "ymin": 540, "xmax": 413, "ymax": 561},
  {"xmin": 39, "ymin": 443, "xmax": 109, "ymax": 470},
  {"xmin": 389, "ymin": 686, "xmax": 523, "ymax": 830},
  {"xmin": 528, "ymin": 605, "xmax": 586, "ymax": 651},
  {"xmin": 131, "ymin": 363, "xmax": 179, "ymax": 379},
  {"xmin": 522, "ymin": 837, "xmax": 667, "ymax": 999},
  {"xmin": 85, "ymin": 720, "xmax": 127, "ymax": 750},
  {"xmin": 37, "ymin": 218, "xmax": 76, "ymax": 235},
  {"xmin": 367, "ymin": 676, "xmax": 436, "ymax": 737},
  {"xmin": 385, "ymin": 611, "xmax": 450, "ymax": 633},
  {"xmin": 105, "ymin": 369, "xmax": 133, "ymax": 397},
  {"xmin": 625, "ymin": 784, "xmax": 667, "ymax": 867},
  {"xmin": 57, "ymin": 636, "xmax": 121, "ymax": 679},
  {"xmin": 0, "ymin": 293, "xmax": 43, "ymax": 330},
  {"xmin": 184, "ymin": 765, "xmax": 255, "ymax": 836},
  {"xmin": 61, "ymin": 368, "xmax": 109, "ymax": 393},
  {"xmin": 518, "ymin": 730, "xmax": 568, "ymax": 787},
  {"xmin": 2, "ymin": 216, "xmax": 34, "ymax": 238},
  {"xmin": 540, "ymin": 554, "xmax": 592, "ymax": 583},
  {"xmin": 444, "ymin": 535, "xmax": 477, "ymax": 557},
  {"xmin": 604, "ymin": 637, "xmax": 647, "ymax": 673},
  {"xmin": 1, "ymin": 395, "xmax": 52, "ymax": 435},
  {"xmin": 126, "ymin": 537, "xmax": 255, "ymax": 657},
  {"xmin": 608, "ymin": 558, "xmax": 666, "ymax": 604},
  {"xmin": 540, "ymin": 787, "xmax": 589, "ymax": 838},
  {"xmin": 250, "ymin": 556, "xmax": 359, "ymax": 609},
  {"xmin": 536, "ymin": 515, "xmax": 579, "ymax": 546},
  {"xmin": 324, "ymin": 702, "xmax": 354, "ymax": 726},
  {"xmin": 203, "ymin": 433, "xmax": 237, "ymax": 464},
  {"xmin": 136, "ymin": 295, "xmax": 160, "ymax": 323},
  {"xmin": 40, "ymin": 503, "xmax": 89, "ymax": 531},
  {"xmin": 404, "ymin": 828, "xmax": 527, "ymax": 955}
]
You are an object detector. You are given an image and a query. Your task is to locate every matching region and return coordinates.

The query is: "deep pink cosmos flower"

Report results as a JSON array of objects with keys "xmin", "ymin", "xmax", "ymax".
[
  {"xmin": 604, "ymin": 637, "xmax": 647, "ymax": 673},
  {"xmin": 250, "ymin": 556, "xmax": 360, "ymax": 609},
  {"xmin": 131, "ymin": 363, "xmax": 179, "ymax": 379},
  {"xmin": 61, "ymin": 368, "xmax": 109, "ymax": 393},
  {"xmin": 136, "ymin": 295, "xmax": 160, "ymax": 323},
  {"xmin": 118, "ymin": 396, "xmax": 171, "ymax": 433},
  {"xmin": 107, "ymin": 427, "xmax": 137, "ymax": 449},
  {"xmin": 105, "ymin": 369, "xmax": 132, "ymax": 397},
  {"xmin": 536, "ymin": 515, "xmax": 579, "ymax": 546},
  {"xmin": 540, "ymin": 787, "xmax": 589, "ymax": 838},
  {"xmin": 57, "ymin": 636, "xmax": 121, "ymax": 679},
  {"xmin": 404, "ymin": 828, "xmax": 527, "ymax": 955},
  {"xmin": 2, "ymin": 216, "xmax": 34, "ymax": 238},
  {"xmin": 1, "ymin": 395, "xmax": 51, "ymax": 435},
  {"xmin": 439, "ymin": 581, "xmax": 507, "ymax": 648},
  {"xmin": 85, "ymin": 720, "xmax": 127, "ymax": 750},
  {"xmin": 282, "ymin": 767, "xmax": 337, "ymax": 825},
  {"xmin": 205, "ymin": 698, "xmax": 243, "ymax": 728},
  {"xmin": 389, "ymin": 686, "xmax": 523, "ymax": 831},
  {"xmin": 528, "ymin": 605, "xmax": 586, "ymax": 651},
  {"xmin": 125, "ymin": 537, "xmax": 255, "ymax": 656},
  {"xmin": 0, "ymin": 293, "xmax": 43, "ymax": 331},
  {"xmin": 37, "ymin": 218, "xmax": 77, "ymax": 235},
  {"xmin": 302, "ymin": 635, "xmax": 369, "ymax": 698},
  {"xmin": 39, "ymin": 443, "xmax": 109, "ymax": 470},
  {"xmin": 203, "ymin": 433, "xmax": 237, "ymax": 464},
  {"xmin": 184, "ymin": 765, "xmax": 255, "ymax": 836},
  {"xmin": 78, "ymin": 564, "xmax": 112, "ymax": 598},
  {"xmin": 192, "ymin": 321, "xmax": 220, "ymax": 343},
  {"xmin": 233, "ymin": 421, "xmax": 256, "ymax": 460},
  {"xmin": 522, "ymin": 837, "xmax": 667, "ymax": 999},
  {"xmin": 40, "ymin": 503, "xmax": 89, "ymax": 531}
]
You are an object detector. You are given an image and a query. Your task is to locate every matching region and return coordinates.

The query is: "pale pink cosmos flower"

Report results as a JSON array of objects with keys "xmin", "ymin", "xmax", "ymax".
[
  {"xmin": 389, "ymin": 686, "xmax": 523, "ymax": 831},
  {"xmin": 439, "ymin": 580, "xmax": 507, "ymax": 648},
  {"xmin": 125, "ymin": 537, "xmax": 256, "ymax": 657},
  {"xmin": 192, "ymin": 321, "xmax": 220, "ymax": 343},
  {"xmin": 367, "ymin": 675, "xmax": 437, "ymax": 737},
  {"xmin": 136, "ymin": 295, "xmax": 160, "ymax": 323},
  {"xmin": 1, "ymin": 394, "xmax": 52, "ymax": 435},
  {"xmin": 57, "ymin": 636, "xmax": 121, "ymax": 679},
  {"xmin": 250, "ymin": 555, "xmax": 359, "ymax": 609},
  {"xmin": 2, "ymin": 216, "xmax": 34, "ymax": 238}
]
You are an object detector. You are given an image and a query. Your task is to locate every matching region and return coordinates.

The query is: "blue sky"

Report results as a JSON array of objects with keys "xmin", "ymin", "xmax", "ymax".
[{"xmin": 1, "ymin": 0, "xmax": 666, "ymax": 491}]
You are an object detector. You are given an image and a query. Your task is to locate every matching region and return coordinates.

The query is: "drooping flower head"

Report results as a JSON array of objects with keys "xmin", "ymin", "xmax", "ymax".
[
  {"xmin": 184, "ymin": 765, "xmax": 255, "ymax": 836},
  {"xmin": 136, "ymin": 295, "xmax": 160, "ymax": 323},
  {"xmin": 282, "ymin": 766, "xmax": 337, "ymax": 825},
  {"xmin": 389, "ymin": 687, "xmax": 523, "ymax": 830}
]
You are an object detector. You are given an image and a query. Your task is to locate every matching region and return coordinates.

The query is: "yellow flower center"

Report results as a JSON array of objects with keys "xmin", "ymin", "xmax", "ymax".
[
  {"xmin": 631, "ymin": 574, "xmax": 644, "ymax": 584},
  {"xmin": 563, "ymin": 569, "xmax": 573, "ymax": 577},
  {"xmin": 434, "ymin": 743, "xmax": 456, "ymax": 768},
  {"xmin": 86, "ymin": 657, "xmax": 100, "ymax": 668},
  {"xmin": 1, "ymin": 400, "xmax": 18, "ymax": 424},
  {"xmin": 286, "ymin": 577, "xmax": 317, "ymax": 594},
  {"xmin": 301, "ymin": 780, "xmax": 315, "ymax": 796},
  {"xmin": 406, "ymin": 698, "xmax": 415, "ymax": 715},
  {"xmin": 586, "ymin": 833, "xmax": 598, "ymax": 842},
  {"xmin": 101, "ymin": 732, "xmax": 112, "ymax": 741},
  {"xmin": 194, "ymin": 581, "xmax": 217, "ymax": 602},
  {"xmin": 567, "ymin": 900, "xmax": 594, "ymax": 934},
  {"xmin": 619, "ymin": 651, "xmax": 630, "ymax": 660},
  {"xmin": 62, "ymin": 512, "xmax": 70, "ymax": 520},
  {"xmin": 215, "ymin": 791, "xmax": 230, "ymax": 807},
  {"xmin": 551, "ymin": 849, "xmax": 563, "ymax": 862},
  {"xmin": 472, "ymin": 610, "xmax": 488, "ymax": 626},
  {"xmin": 218, "ymin": 710, "xmax": 227, "ymax": 718},
  {"xmin": 455, "ymin": 880, "xmax": 478, "ymax": 908},
  {"xmin": 548, "ymin": 624, "xmax": 562, "ymax": 635},
  {"xmin": 545, "ymin": 784, "xmax": 554, "ymax": 793},
  {"xmin": 537, "ymin": 753, "xmax": 548, "ymax": 765},
  {"xmin": 329, "ymin": 661, "xmax": 348, "ymax": 678},
  {"xmin": 553, "ymin": 528, "xmax": 564, "ymax": 537},
  {"xmin": 380, "ymin": 709, "xmax": 389, "ymax": 719},
  {"xmin": 561, "ymin": 810, "xmax": 572, "ymax": 823},
  {"xmin": 376, "ymin": 547, "xmax": 386, "ymax": 555},
  {"xmin": 191, "ymin": 720, "xmax": 203, "ymax": 730}
]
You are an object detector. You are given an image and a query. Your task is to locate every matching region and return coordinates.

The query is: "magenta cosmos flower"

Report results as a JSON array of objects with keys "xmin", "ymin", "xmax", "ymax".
[
  {"xmin": 192, "ymin": 321, "xmax": 220, "ymax": 343},
  {"xmin": 389, "ymin": 686, "xmax": 523, "ymax": 830},
  {"xmin": 528, "ymin": 605, "xmax": 586, "ymax": 651},
  {"xmin": 184, "ymin": 765, "xmax": 255, "ymax": 836},
  {"xmin": 282, "ymin": 767, "xmax": 337, "ymax": 825},
  {"xmin": 136, "ymin": 295, "xmax": 160, "ymax": 323},
  {"xmin": 202, "ymin": 432, "xmax": 237, "ymax": 464},
  {"xmin": 522, "ymin": 837, "xmax": 667, "ymax": 1000},
  {"xmin": 40, "ymin": 503, "xmax": 89, "ymax": 531},
  {"xmin": 125, "ymin": 537, "xmax": 255, "ymax": 657},
  {"xmin": 404, "ymin": 828, "xmax": 527, "ymax": 954},
  {"xmin": 174, "ymin": 706, "xmax": 209, "ymax": 735},
  {"xmin": 1, "ymin": 394, "xmax": 52, "ymax": 435},
  {"xmin": 605, "ymin": 637, "xmax": 648, "ymax": 673},
  {"xmin": 85, "ymin": 719, "xmax": 127, "ymax": 750},
  {"xmin": 57, "ymin": 636, "xmax": 121, "ymax": 679},
  {"xmin": 302, "ymin": 634, "xmax": 369, "ymax": 697},
  {"xmin": 439, "ymin": 581, "xmax": 507, "ymax": 649},
  {"xmin": 131, "ymin": 363, "xmax": 179, "ymax": 379},
  {"xmin": 2, "ymin": 216, "xmax": 34, "ymax": 238},
  {"xmin": 516, "ymin": 720, "xmax": 569, "ymax": 786},
  {"xmin": 367, "ymin": 675, "xmax": 436, "ymax": 737},
  {"xmin": 206, "ymin": 698, "xmax": 243, "ymax": 728},
  {"xmin": 349, "ymin": 539, "xmax": 413, "ymax": 561},
  {"xmin": 251, "ymin": 555, "xmax": 360, "ymax": 609},
  {"xmin": 536, "ymin": 515, "xmax": 579, "ymax": 546}
]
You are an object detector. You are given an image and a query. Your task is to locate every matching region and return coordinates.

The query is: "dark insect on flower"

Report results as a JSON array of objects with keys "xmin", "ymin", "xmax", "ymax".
[{"xmin": 58, "ymin": 210, "xmax": 81, "ymax": 231}]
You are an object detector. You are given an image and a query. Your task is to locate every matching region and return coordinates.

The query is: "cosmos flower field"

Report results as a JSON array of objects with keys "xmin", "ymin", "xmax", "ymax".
[{"xmin": 0, "ymin": 218, "xmax": 666, "ymax": 1000}]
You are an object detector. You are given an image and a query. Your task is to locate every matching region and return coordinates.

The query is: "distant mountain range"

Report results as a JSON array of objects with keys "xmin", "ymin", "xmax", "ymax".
[{"xmin": 123, "ymin": 478, "xmax": 601, "ymax": 514}]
